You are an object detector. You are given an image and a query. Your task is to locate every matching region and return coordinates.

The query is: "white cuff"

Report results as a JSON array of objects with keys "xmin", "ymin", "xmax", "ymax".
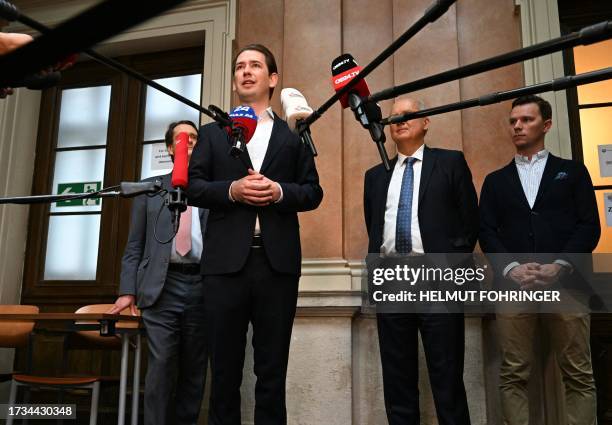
[
  {"xmin": 274, "ymin": 183, "xmax": 284, "ymax": 203},
  {"xmin": 503, "ymin": 261, "xmax": 520, "ymax": 278},
  {"xmin": 228, "ymin": 181, "xmax": 236, "ymax": 202}
]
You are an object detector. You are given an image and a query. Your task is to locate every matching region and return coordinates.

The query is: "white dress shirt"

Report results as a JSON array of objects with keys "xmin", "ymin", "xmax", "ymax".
[
  {"xmin": 503, "ymin": 149, "xmax": 570, "ymax": 276},
  {"xmin": 227, "ymin": 107, "xmax": 283, "ymax": 235},
  {"xmin": 515, "ymin": 149, "xmax": 548, "ymax": 208},
  {"xmin": 381, "ymin": 144, "xmax": 425, "ymax": 255},
  {"xmin": 170, "ymin": 207, "xmax": 203, "ymax": 263}
]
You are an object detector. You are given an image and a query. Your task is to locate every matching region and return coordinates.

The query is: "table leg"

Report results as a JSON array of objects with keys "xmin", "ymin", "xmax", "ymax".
[
  {"xmin": 131, "ymin": 333, "xmax": 141, "ymax": 425},
  {"xmin": 118, "ymin": 333, "xmax": 129, "ymax": 425}
]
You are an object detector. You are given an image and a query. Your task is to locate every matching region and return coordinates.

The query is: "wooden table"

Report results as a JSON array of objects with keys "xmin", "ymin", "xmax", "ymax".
[{"xmin": 0, "ymin": 313, "xmax": 143, "ymax": 425}]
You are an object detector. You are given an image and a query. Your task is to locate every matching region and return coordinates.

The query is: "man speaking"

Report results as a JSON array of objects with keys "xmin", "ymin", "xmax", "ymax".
[{"xmin": 187, "ymin": 44, "xmax": 323, "ymax": 425}]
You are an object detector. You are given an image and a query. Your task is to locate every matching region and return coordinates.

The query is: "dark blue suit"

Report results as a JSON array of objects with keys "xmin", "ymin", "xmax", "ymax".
[{"xmin": 364, "ymin": 146, "xmax": 478, "ymax": 425}]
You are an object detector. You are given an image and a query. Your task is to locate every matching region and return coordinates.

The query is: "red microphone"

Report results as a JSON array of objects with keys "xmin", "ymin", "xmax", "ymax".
[
  {"xmin": 171, "ymin": 131, "xmax": 189, "ymax": 189},
  {"xmin": 225, "ymin": 106, "xmax": 258, "ymax": 157},
  {"xmin": 168, "ymin": 131, "xmax": 189, "ymax": 233},
  {"xmin": 331, "ymin": 54, "xmax": 371, "ymax": 108}
]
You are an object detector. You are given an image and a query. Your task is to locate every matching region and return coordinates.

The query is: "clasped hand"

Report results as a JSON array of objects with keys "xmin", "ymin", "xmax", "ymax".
[
  {"xmin": 230, "ymin": 169, "xmax": 281, "ymax": 206},
  {"xmin": 508, "ymin": 262, "xmax": 566, "ymax": 290}
]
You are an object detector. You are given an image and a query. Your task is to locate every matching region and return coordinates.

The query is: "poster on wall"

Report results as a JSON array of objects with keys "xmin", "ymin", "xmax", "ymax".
[
  {"xmin": 606, "ymin": 193, "xmax": 612, "ymax": 228},
  {"xmin": 151, "ymin": 142, "xmax": 173, "ymax": 171},
  {"xmin": 598, "ymin": 144, "xmax": 612, "ymax": 178}
]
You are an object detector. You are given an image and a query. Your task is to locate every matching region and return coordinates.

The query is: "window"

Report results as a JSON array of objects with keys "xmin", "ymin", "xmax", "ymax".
[
  {"xmin": 22, "ymin": 47, "xmax": 204, "ymax": 303},
  {"xmin": 564, "ymin": 39, "xmax": 612, "ymax": 264}
]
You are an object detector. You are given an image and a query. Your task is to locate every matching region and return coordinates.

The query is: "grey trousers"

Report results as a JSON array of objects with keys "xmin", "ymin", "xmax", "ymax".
[{"xmin": 142, "ymin": 270, "xmax": 207, "ymax": 425}]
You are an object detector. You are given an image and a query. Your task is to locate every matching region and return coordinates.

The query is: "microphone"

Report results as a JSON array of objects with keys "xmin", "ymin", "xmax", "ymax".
[
  {"xmin": 280, "ymin": 88, "xmax": 317, "ymax": 156},
  {"xmin": 4, "ymin": 71, "xmax": 62, "ymax": 90},
  {"xmin": 331, "ymin": 53, "xmax": 370, "ymax": 109},
  {"xmin": 331, "ymin": 54, "xmax": 390, "ymax": 171},
  {"xmin": 226, "ymin": 105, "xmax": 257, "ymax": 157},
  {"xmin": 227, "ymin": 106, "xmax": 257, "ymax": 157},
  {"xmin": 120, "ymin": 180, "xmax": 162, "ymax": 197},
  {"xmin": 166, "ymin": 131, "xmax": 189, "ymax": 232}
]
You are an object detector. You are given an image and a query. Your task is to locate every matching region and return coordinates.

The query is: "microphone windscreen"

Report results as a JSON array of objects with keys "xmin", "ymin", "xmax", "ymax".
[
  {"xmin": 171, "ymin": 132, "xmax": 189, "ymax": 189},
  {"xmin": 280, "ymin": 88, "xmax": 313, "ymax": 130},
  {"xmin": 229, "ymin": 105, "xmax": 258, "ymax": 143},
  {"xmin": 331, "ymin": 53, "xmax": 370, "ymax": 108},
  {"xmin": 8, "ymin": 71, "xmax": 62, "ymax": 90}
]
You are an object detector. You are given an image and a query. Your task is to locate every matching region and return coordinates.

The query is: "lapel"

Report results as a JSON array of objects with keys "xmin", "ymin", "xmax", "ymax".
[
  {"xmin": 418, "ymin": 145, "xmax": 435, "ymax": 205},
  {"xmin": 225, "ymin": 126, "xmax": 253, "ymax": 170},
  {"xmin": 260, "ymin": 114, "xmax": 285, "ymax": 174},
  {"xmin": 502, "ymin": 159, "xmax": 531, "ymax": 210},
  {"xmin": 378, "ymin": 156, "xmax": 398, "ymax": 227},
  {"xmin": 533, "ymin": 153, "xmax": 562, "ymax": 208}
]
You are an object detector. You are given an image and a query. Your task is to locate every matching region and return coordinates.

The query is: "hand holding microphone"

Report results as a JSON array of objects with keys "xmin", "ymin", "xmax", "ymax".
[{"xmin": 280, "ymin": 88, "xmax": 317, "ymax": 156}]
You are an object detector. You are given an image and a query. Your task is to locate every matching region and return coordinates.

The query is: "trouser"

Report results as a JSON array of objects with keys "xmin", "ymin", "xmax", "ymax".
[
  {"xmin": 376, "ymin": 312, "xmax": 471, "ymax": 425},
  {"xmin": 204, "ymin": 248, "xmax": 299, "ymax": 425},
  {"xmin": 142, "ymin": 270, "xmax": 207, "ymax": 425},
  {"xmin": 497, "ymin": 312, "xmax": 596, "ymax": 425}
]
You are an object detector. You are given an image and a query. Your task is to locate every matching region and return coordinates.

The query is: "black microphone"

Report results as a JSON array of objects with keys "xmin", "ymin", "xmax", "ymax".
[
  {"xmin": 331, "ymin": 54, "xmax": 390, "ymax": 171},
  {"xmin": 120, "ymin": 180, "xmax": 162, "ymax": 197},
  {"xmin": 4, "ymin": 71, "xmax": 62, "ymax": 90}
]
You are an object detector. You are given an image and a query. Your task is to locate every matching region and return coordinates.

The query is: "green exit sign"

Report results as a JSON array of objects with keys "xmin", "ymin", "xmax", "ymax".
[{"xmin": 56, "ymin": 182, "xmax": 102, "ymax": 207}]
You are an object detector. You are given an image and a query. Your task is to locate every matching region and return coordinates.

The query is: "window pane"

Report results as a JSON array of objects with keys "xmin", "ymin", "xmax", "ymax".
[
  {"xmin": 579, "ymin": 107, "xmax": 612, "ymax": 187},
  {"xmin": 57, "ymin": 86, "xmax": 111, "ymax": 148},
  {"xmin": 573, "ymin": 40, "xmax": 612, "ymax": 105},
  {"xmin": 141, "ymin": 142, "xmax": 173, "ymax": 179},
  {"xmin": 50, "ymin": 149, "xmax": 106, "ymax": 213},
  {"xmin": 592, "ymin": 192, "xmax": 612, "ymax": 274},
  {"xmin": 44, "ymin": 215, "xmax": 101, "ymax": 280},
  {"xmin": 143, "ymin": 74, "xmax": 201, "ymax": 141}
]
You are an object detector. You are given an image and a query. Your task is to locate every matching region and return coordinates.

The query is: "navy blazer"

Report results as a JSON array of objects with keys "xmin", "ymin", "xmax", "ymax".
[
  {"xmin": 187, "ymin": 114, "xmax": 323, "ymax": 276},
  {"xmin": 479, "ymin": 153, "xmax": 600, "ymax": 276},
  {"xmin": 119, "ymin": 173, "xmax": 209, "ymax": 308},
  {"xmin": 363, "ymin": 145, "xmax": 479, "ymax": 255}
]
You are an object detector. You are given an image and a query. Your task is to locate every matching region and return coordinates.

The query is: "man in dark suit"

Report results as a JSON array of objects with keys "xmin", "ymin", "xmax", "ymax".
[
  {"xmin": 479, "ymin": 95, "xmax": 600, "ymax": 425},
  {"xmin": 110, "ymin": 120, "xmax": 208, "ymax": 425},
  {"xmin": 363, "ymin": 97, "xmax": 478, "ymax": 425},
  {"xmin": 187, "ymin": 44, "xmax": 323, "ymax": 425}
]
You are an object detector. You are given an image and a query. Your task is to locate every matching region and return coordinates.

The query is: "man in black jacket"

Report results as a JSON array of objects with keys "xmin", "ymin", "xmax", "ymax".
[
  {"xmin": 363, "ymin": 97, "xmax": 478, "ymax": 425},
  {"xmin": 479, "ymin": 95, "xmax": 600, "ymax": 425},
  {"xmin": 187, "ymin": 44, "xmax": 323, "ymax": 425}
]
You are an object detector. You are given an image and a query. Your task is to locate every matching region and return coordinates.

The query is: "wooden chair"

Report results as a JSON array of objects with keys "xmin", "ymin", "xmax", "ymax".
[{"xmin": 2, "ymin": 304, "xmax": 139, "ymax": 425}]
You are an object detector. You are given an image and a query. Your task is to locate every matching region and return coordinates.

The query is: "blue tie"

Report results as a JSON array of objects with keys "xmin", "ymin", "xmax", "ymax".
[{"xmin": 396, "ymin": 157, "xmax": 417, "ymax": 254}]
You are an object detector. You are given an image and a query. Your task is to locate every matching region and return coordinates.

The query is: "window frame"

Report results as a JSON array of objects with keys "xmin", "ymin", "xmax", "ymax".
[{"xmin": 21, "ymin": 48, "xmax": 204, "ymax": 305}]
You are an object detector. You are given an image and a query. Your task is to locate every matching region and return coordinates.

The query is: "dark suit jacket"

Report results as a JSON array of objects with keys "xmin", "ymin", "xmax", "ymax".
[
  {"xmin": 119, "ymin": 173, "xmax": 209, "ymax": 309},
  {"xmin": 479, "ymin": 153, "xmax": 600, "ymax": 277},
  {"xmin": 187, "ymin": 114, "xmax": 323, "ymax": 276},
  {"xmin": 364, "ymin": 146, "xmax": 479, "ymax": 255}
]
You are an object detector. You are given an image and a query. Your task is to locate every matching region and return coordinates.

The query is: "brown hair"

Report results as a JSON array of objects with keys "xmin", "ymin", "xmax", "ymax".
[
  {"xmin": 232, "ymin": 43, "xmax": 278, "ymax": 99},
  {"xmin": 164, "ymin": 120, "xmax": 197, "ymax": 148}
]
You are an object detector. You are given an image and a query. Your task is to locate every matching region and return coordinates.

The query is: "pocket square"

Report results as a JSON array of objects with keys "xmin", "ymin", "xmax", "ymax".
[{"xmin": 554, "ymin": 171, "xmax": 568, "ymax": 180}]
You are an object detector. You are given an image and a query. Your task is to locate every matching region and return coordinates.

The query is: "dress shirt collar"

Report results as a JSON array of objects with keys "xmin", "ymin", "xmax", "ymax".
[
  {"xmin": 515, "ymin": 149, "xmax": 548, "ymax": 165},
  {"xmin": 397, "ymin": 143, "xmax": 424, "ymax": 166},
  {"xmin": 258, "ymin": 107, "xmax": 274, "ymax": 123}
]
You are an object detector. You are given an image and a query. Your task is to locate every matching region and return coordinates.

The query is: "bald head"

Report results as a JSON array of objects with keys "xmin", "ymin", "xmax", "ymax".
[{"xmin": 389, "ymin": 97, "xmax": 429, "ymax": 155}]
